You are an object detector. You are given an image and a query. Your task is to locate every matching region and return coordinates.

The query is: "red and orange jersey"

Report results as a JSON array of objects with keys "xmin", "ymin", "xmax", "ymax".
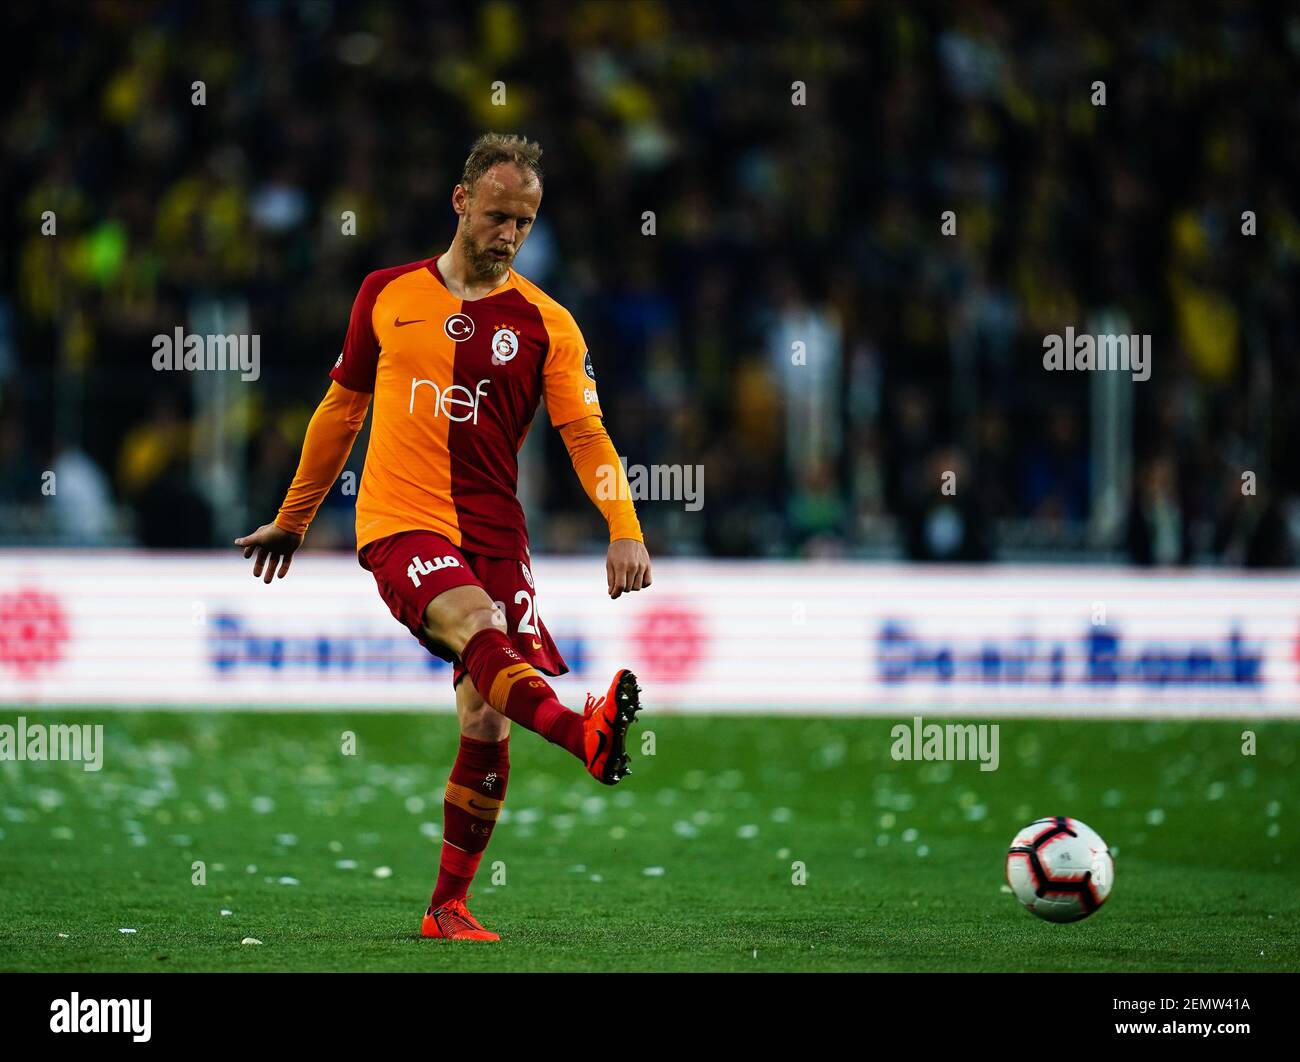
[{"xmin": 330, "ymin": 257, "xmax": 602, "ymax": 557}]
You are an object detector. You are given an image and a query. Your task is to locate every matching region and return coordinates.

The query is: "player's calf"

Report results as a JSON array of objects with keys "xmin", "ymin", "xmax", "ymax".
[
  {"xmin": 422, "ymin": 587, "xmax": 585, "ymax": 756},
  {"xmin": 423, "ymin": 589, "xmax": 642, "ymax": 783}
]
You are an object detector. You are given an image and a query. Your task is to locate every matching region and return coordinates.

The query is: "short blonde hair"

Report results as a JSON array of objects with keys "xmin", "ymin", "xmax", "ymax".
[{"xmin": 461, "ymin": 133, "xmax": 544, "ymax": 193}]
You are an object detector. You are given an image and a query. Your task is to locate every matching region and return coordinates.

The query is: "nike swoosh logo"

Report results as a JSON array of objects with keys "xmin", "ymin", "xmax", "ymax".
[
  {"xmin": 530, "ymin": 639, "xmax": 542, "ymax": 650},
  {"xmin": 468, "ymin": 800, "xmax": 496, "ymax": 811},
  {"xmin": 590, "ymin": 730, "xmax": 607, "ymax": 768},
  {"xmin": 394, "ymin": 317, "xmax": 425, "ymax": 327}
]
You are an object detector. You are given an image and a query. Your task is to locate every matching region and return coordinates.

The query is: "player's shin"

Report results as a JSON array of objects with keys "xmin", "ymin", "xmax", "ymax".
[
  {"xmin": 430, "ymin": 733, "xmax": 511, "ymax": 908},
  {"xmin": 459, "ymin": 628, "xmax": 585, "ymax": 759}
]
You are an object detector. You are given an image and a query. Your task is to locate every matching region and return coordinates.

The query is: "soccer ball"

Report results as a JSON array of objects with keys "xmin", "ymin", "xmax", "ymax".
[{"xmin": 1005, "ymin": 816, "xmax": 1113, "ymax": 923}]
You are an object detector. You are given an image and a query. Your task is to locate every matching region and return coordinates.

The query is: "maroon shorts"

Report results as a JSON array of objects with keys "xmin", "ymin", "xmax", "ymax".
[{"xmin": 358, "ymin": 529, "xmax": 568, "ymax": 686}]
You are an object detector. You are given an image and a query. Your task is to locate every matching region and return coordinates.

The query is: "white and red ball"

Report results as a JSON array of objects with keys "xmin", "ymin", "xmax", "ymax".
[{"xmin": 1006, "ymin": 817, "xmax": 1113, "ymax": 923}]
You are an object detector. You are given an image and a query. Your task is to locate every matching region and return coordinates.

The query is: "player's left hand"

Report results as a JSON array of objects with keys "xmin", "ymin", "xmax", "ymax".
[{"xmin": 607, "ymin": 539, "xmax": 652, "ymax": 599}]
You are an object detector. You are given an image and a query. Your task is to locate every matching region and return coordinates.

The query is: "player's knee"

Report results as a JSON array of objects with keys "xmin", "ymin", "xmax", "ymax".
[
  {"xmin": 459, "ymin": 688, "xmax": 509, "ymax": 741},
  {"xmin": 424, "ymin": 601, "xmax": 506, "ymax": 656},
  {"xmin": 463, "ymin": 603, "xmax": 508, "ymax": 644}
]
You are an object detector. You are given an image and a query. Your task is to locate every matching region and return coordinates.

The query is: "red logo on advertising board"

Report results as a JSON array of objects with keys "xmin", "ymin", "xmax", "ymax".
[
  {"xmin": 0, "ymin": 588, "xmax": 70, "ymax": 678},
  {"xmin": 630, "ymin": 600, "xmax": 706, "ymax": 682}
]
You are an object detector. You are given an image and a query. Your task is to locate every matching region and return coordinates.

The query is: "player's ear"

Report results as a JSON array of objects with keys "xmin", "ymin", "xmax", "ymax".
[{"xmin": 451, "ymin": 183, "xmax": 468, "ymax": 216}]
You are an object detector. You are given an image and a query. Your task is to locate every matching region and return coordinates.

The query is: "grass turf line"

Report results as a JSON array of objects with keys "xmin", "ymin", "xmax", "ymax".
[{"xmin": 0, "ymin": 711, "xmax": 1295, "ymax": 972}]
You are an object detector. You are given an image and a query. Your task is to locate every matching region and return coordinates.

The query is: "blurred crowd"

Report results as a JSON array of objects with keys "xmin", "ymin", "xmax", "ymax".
[{"xmin": 2, "ymin": 1, "xmax": 1298, "ymax": 565}]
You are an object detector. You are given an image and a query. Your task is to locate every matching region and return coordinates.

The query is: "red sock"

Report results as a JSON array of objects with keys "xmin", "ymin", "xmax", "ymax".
[
  {"xmin": 459, "ymin": 628, "xmax": 584, "ymax": 760},
  {"xmin": 430, "ymin": 734, "xmax": 511, "ymax": 909}
]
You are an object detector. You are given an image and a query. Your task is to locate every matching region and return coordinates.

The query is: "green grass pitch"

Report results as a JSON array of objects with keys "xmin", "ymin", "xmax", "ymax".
[{"xmin": 0, "ymin": 710, "xmax": 1295, "ymax": 972}]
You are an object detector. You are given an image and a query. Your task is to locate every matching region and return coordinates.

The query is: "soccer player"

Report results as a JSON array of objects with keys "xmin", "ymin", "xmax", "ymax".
[{"xmin": 235, "ymin": 134, "xmax": 651, "ymax": 942}]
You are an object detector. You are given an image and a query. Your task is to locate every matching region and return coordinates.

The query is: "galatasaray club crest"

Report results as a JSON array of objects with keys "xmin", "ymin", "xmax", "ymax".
[{"xmin": 491, "ymin": 325, "xmax": 520, "ymax": 365}]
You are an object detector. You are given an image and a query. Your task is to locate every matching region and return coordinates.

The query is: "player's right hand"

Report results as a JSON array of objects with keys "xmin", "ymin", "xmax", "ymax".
[{"xmin": 235, "ymin": 522, "xmax": 305, "ymax": 583}]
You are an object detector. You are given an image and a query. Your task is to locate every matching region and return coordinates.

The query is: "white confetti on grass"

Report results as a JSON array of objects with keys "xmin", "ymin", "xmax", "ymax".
[
  {"xmin": 770, "ymin": 806, "xmax": 792, "ymax": 823},
  {"xmin": 276, "ymin": 876, "xmax": 300, "ymax": 886},
  {"xmin": 372, "ymin": 866, "xmax": 393, "ymax": 879},
  {"xmin": 241, "ymin": 937, "xmax": 262, "ymax": 946},
  {"xmin": 220, "ymin": 909, "xmax": 233, "ymax": 917},
  {"xmin": 275, "ymin": 833, "xmax": 298, "ymax": 847},
  {"xmin": 37, "ymin": 789, "xmax": 65, "ymax": 811},
  {"xmin": 642, "ymin": 866, "xmax": 666, "ymax": 877},
  {"xmin": 251, "ymin": 796, "xmax": 274, "ymax": 814},
  {"xmin": 737, "ymin": 824, "xmax": 759, "ymax": 839},
  {"xmin": 419, "ymin": 822, "xmax": 441, "ymax": 839},
  {"xmin": 404, "ymin": 796, "xmax": 425, "ymax": 814},
  {"xmin": 672, "ymin": 820, "xmax": 699, "ymax": 839},
  {"xmin": 1145, "ymin": 808, "xmax": 1166, "ymax": 826},
  {"xmin": 119, "ymin": 928, "xmax": 136, "ymax": 934},
  {"xmin": 334, "ymin": 859, "xmax": 358, "ymax": 870}
]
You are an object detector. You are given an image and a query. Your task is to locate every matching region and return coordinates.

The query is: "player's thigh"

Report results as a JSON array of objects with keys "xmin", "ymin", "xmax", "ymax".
[
  {"xmin": 455, "ymin": 675, "xmax": 510, "ymax": 741},
  {"xmin": 421, "ymin": 584, "xmax": 507, "ymax": 656}
]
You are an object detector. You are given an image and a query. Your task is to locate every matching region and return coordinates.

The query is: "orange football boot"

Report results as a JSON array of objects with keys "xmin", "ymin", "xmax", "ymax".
[
  {"xmin": 421, "ymin": 894, "xmax": 500, "ymax": 941},
  {"xmin": 582, "ymin": 669, "xmax": 642, "ymax": 785}
]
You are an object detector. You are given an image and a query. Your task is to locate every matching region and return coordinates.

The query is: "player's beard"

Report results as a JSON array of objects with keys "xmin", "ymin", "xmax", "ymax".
[{"xmin": 461, "ymin": 230, "xmax": 514, "ymax": 281}]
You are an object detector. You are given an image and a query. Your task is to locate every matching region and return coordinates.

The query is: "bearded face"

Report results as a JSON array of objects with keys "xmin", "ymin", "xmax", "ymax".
[{"xmin": 454, "ymin": 163, "xmax": 542, "ymax": 282}]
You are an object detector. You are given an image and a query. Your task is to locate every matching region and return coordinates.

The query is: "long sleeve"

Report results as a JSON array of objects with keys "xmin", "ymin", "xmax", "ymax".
[
  {"xmin": 274, "ymin": 381, "xmax": 372, "ymax": 535},
  {"xmin": 557, "ymin": 414, "xmax": 643, "ymax": 543}
]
